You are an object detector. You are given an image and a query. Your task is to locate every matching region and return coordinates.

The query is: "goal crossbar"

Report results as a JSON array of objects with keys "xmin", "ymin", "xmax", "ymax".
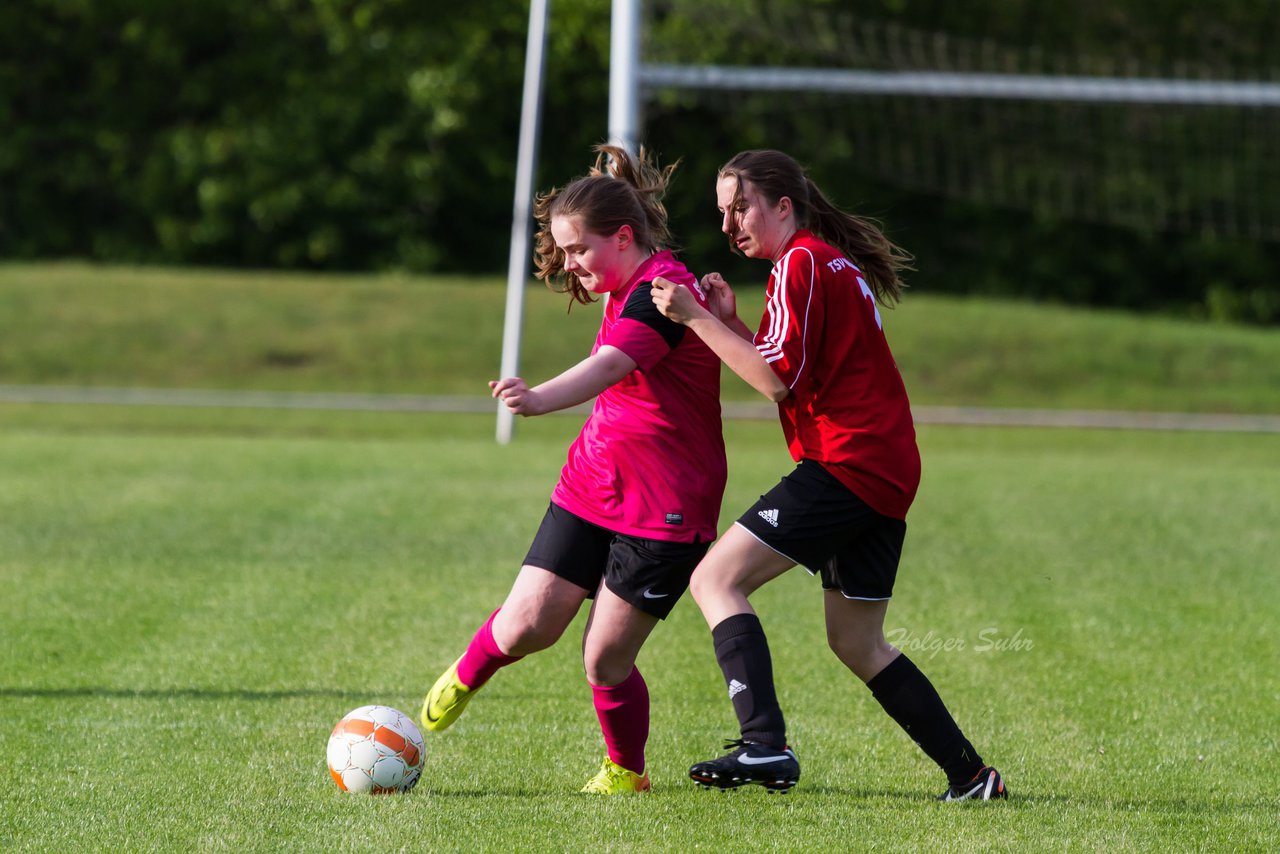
[{"xmin": 640, "ymin": 64, "xmax": 1280, "ymax": 106}]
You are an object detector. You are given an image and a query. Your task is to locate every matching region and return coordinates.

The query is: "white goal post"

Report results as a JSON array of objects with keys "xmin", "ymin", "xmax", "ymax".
[
  {"xmin": 497, "ymin": 0, "xmax": 642, "ymax": 443},
  {"xmin": 639, "ymin": 64, "xmax": 1280, "ymax": 106},
  {"xmin": 496, "ymin": 0, "xmax": 551, "ymax": 445},
  {"xmin": 498, "ymin": 0, "xmax": 1280, "ymax": 442}
]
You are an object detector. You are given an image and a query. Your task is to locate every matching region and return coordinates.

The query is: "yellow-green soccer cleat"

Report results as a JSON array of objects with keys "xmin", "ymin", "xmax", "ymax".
[
  {"xmin": 420, "ymin": 657, "xmax": 477, "ymax": 732},
  {"xmin": 581, "ymin": 757, "xmax": 651, "ymax": 794}
]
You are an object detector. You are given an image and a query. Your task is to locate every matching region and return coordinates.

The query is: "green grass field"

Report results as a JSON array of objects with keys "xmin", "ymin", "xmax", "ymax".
[
  {"xmin": 2, "ymin": 412, "xmax": 1276, "ymax": 851},
  {"xmin": 1, "ymin": 265, "xmax": 1278, "ymax": 851}
]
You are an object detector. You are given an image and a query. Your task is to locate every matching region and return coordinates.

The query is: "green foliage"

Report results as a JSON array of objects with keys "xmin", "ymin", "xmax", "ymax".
[
  {"xmin": 1, "ymin": 0, "xmax": 541, "ymax": 268},
  {"xmin": 639, "ymin": 0, "xmax": 1280, "ymax": 323},
  {"xmin": 2, "ymin": 1, "xmax": 1280, "ymax": 321}
]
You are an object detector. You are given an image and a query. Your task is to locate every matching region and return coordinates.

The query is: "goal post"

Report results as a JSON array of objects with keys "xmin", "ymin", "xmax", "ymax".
[
  {"xmin": 609, "ymin": 0, "xmax": 642, "ymax": 153},
  {"xmin": 496, "ymin": 0, "xmax": 641, "ymax": 444},
  {"xmin": 638, "ymin": 64, "xmax": 1280, "ymax": 106},
  {"xmin": 498, "ymin": 0, "xmax": 1280, "ymax": 441},
  {"xmin": 496, "ymin": 0, "xmax": 551, "ymax": 445}
]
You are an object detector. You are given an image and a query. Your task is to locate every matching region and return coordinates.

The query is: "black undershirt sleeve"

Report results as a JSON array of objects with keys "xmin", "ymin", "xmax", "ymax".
[{"xmin": 619, "ymin": 282, "xmax": 687, "ymax": 350}]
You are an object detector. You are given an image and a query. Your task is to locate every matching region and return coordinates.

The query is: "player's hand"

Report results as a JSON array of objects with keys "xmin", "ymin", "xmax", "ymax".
[
  {"xmin": 651, "ymin": 276, "xmax": 709, "ymax": 325},
  {"xmin": 490, "ymin": 377, "xmax": 546, "ymax": 416},
  {"xmin": 700, "ymin": 272, "xmax": 739, "ymax": 323}
]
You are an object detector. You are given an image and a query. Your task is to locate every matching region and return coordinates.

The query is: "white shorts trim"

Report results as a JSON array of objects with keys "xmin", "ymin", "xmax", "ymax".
[
  {"xmin": 734, "ymin": 522, "xmax": 894, "ymax": 601},
  {"xmin": 732, "ymin": 521, "xmax": 803, "ymax": 568}
]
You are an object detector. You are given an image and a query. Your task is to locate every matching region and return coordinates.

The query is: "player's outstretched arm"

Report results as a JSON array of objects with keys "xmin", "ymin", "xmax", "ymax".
[
  {"xmin": 651, "ymin": 276, "xmax": 788, "ymax": 403},
  {"xmin": 490, "ymin": 346, "xmax": 637, "ymax": 416}
]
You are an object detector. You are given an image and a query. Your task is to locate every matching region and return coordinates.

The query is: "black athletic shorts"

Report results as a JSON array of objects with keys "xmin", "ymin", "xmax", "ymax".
[
  {"xmin": 735, "ymin": 459, "xmax": 906, "ymax": 601},
  {"xmin": 522, "ymin": 502, "xmax": 709, "ymax": 619}
]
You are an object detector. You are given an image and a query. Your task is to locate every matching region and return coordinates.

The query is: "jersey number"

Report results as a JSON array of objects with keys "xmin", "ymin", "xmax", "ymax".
[{"xmin": 857, "ymin": 276, "xmax": 883, "ymax": 330}]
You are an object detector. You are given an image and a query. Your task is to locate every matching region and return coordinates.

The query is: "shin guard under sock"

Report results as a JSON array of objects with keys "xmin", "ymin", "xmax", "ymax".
[
  {"xmin": 455, "ymin": 609, "xmax": 523, "ymax": 690},
  {"xmin": 867, "ymin": 653, "xmax": 983, "ymax": 786},
  {"xmin": 711, "ymin": 613, "xmax": 787, "ymax": 749},
  {"xmin": 590, "ymin": 666, "xmax": 649, "ymax": 775}
]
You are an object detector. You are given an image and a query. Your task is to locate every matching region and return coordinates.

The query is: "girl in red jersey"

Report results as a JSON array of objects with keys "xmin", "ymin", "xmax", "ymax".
[
  {"xmin": 420, "ymin": 145, "xmax": 726, "ymax": 795},
  {"xmin": 652, "ymin": 149, "xmax": 1006, "ymax": 801}
]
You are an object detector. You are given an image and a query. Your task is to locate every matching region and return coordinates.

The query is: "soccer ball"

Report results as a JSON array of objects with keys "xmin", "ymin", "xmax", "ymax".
[{"xmin": 326, "ymin": 705, "xmax": 425, "ymax": 794}]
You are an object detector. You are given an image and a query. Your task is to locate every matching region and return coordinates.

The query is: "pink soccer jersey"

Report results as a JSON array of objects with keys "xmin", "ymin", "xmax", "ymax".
[
  {"xmin": 551, "ymin": 251, "xmax": 727, "ymax": 543},
  {"xmin": 756, "ymin": 230, "xmax": 921, "ymax": 520}
]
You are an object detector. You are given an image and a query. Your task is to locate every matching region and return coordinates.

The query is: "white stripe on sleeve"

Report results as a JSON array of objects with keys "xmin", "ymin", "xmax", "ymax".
[
  {"xmin": 757, "ymin": 252, "xmax": 791, "ymax": 361},
  {"xmin": 755, "ymin": 248, "xmax": 815, "ymax": 382}
]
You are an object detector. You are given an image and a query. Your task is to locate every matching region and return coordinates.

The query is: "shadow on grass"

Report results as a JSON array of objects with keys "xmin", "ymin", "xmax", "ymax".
[{"xmin": 0, "ymin": 687, "xmax": 386, "ymax": 701}]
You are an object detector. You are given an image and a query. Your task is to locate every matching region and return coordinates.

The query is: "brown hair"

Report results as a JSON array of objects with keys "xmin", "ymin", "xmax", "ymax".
[
  {"xmin": 533, "ymin": 144, "xmax": 678, "ymax": 306},
  {"xmin": 719, "ymin": 149, "xmax": 912, "ymax": 306}
]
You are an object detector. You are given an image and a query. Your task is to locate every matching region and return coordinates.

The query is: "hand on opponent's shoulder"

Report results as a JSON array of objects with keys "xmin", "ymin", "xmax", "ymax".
[
  {"xmin": 650, "ymin": 276, "xmax": 709, "ymax": 326},
  {"xmin": 699, "ymin": 273, "xmax": 739, "ymax": 324}
]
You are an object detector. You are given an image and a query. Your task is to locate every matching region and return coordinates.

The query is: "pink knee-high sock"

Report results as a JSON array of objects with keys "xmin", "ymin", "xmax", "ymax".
[
  {"xmin": 455, "ymin": 609, "xmax": 522, "ymax": 689},
  {"xmin": 591, "ymin": 666, "xmax": 649, "ymax": 776}
]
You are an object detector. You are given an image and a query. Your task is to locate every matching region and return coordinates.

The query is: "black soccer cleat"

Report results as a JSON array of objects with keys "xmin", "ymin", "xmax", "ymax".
[
  {"xmin": 936, "ymin": 766, "xmax": 1008, "ymax": 802},
  {"xmin": 689, "ymin": 739, "xmax": 800, "ymax": 793}
]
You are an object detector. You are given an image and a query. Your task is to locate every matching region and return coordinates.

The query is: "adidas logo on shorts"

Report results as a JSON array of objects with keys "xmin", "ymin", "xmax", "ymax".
[{"xmin": 758, "ymin": 508, "xmax": 779, "ymax": 527}]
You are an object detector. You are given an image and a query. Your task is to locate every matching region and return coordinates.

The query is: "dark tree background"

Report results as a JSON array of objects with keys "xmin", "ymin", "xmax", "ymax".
[{"xmin": 2, "ymin": 0, "xmax": 1278, "ymax": 321}]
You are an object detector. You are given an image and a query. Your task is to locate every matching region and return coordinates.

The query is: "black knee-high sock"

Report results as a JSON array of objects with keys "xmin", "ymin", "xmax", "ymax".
[
  {"xmin": 866, "ymin": 654, "xmax": 984, "ymax": 786},
  {"xmin": 711, "ymin": 613, "xmax": 787, "ymax": 749}
]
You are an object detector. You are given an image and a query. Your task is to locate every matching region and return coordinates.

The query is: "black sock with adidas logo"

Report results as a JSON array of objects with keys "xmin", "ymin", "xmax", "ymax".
[
  {"xmin": 711, "ymin": 613, "xmax": 787, "ymax": 750},
  {"xmin": 866, "ymin": 653, "xmax": 984, "ymax": 786}
]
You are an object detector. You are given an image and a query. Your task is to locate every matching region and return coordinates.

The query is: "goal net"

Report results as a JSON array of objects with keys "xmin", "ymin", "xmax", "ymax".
[{"xmin": 638, "ymin": 3, "xmax": 1280, "ymax": 242}]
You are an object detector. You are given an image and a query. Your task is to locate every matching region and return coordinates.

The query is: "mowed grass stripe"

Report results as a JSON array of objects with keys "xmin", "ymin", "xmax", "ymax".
[{"xmin": 3, "ymin": 262, "xmax": 1280, "ymax": 413}]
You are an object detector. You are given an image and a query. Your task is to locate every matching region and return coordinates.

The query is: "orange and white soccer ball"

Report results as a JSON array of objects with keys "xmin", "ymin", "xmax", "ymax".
[{"xmin": 326, "ymin": 705, "xmax": 425, "ymax": 794}]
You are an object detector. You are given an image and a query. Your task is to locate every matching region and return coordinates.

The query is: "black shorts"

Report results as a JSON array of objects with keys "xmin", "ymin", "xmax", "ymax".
[
  {"xmin": 522, "ymin": 502, "xmax": 709, "ymax": 619},
  {"xmin": 735, "ymin": 460, "xmax": 906, "ymax": 601}
]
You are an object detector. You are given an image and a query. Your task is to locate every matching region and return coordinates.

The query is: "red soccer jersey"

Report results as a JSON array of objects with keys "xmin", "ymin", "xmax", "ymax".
[
  {"xmin": 755, "ymin": 230, "xmax": 920, "ymax": 519},
  {"xmin": 551, "ymin": 251, "xmax": 727, "ymax": 542}
]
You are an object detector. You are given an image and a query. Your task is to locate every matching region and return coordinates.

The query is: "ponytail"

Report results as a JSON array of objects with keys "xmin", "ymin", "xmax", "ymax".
[
  {"xmin": 720, "ymin": 150, "xmax": 912, "ymax": 307},
  {"xmin": 533, "ymin": 144, "xmax": 679, "ymax": 307},
  {"xmin": 804, "ymin": 177, "xmax": 912, "ymax": 306}
]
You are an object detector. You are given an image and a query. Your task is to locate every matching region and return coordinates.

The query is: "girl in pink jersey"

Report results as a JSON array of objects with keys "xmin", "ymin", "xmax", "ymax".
[
  {"xmin": 420, "ymin": 145, "xmax": 726, "ymax": 795},
  {"xmin": 652, "ymin": 149, "xmax": 1006, "ymax": 801}
]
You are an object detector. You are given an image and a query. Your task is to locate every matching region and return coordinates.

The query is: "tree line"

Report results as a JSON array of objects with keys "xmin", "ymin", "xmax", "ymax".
[{"xmin": 3, "ymin": 0, "xmax": 1278, "ymax": 322}]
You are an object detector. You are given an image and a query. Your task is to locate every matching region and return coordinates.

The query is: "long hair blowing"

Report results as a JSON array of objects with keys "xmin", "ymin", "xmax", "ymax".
[
  {"xmin": 719, "ymin": 149, "xmax": 912, "ymax": 307},
  {"xmin": 533, "ymin": 144, "xmax": 678, "ymax": 306}
]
